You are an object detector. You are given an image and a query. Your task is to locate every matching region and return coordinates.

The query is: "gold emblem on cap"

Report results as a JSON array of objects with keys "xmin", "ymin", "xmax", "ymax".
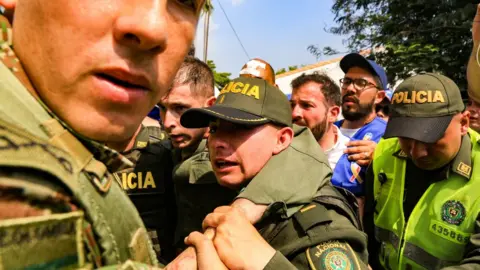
[
  {"xmin": 457, "ymin": 162, "xmax": 471, "ymax": 177},
  {"xmin": 391, "ymin": 90, "xmax": 445, "ymax": 104}
]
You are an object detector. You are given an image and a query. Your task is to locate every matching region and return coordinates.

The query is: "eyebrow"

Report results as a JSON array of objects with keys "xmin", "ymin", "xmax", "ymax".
[{"xmin": 161, "ymin": 100, "xmax": 192, "ymax": 107}]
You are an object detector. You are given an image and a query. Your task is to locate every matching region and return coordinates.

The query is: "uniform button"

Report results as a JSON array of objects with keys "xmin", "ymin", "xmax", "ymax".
[{"xmin": 379, "ymin": 173, "xmax": 387, "ymax": 184}]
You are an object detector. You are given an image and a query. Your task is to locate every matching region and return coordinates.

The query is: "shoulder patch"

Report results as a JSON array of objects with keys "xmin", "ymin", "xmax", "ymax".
[
  {"xmin": 0, "ymin": 211, "xmax": 85, "ymax": 269},
  {"xmin": 306, "ymin": 241, "xmax": 361, "ymax": 270}
]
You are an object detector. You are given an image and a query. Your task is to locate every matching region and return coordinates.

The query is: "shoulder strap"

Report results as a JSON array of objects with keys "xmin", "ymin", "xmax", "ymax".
[
  {"xmin": 313, "ymin": 185, "xmax": 362, "ymax": 230},
  {"xmin": 143, "ymin": 126, "xmax": 168, "ymax": 143}
]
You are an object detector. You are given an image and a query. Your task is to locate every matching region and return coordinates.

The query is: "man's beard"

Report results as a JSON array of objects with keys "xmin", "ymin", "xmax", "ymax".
[
  {"xmin": 342, "ymin": 94, "xmax": 375, "ymax": 121},
  {"xmin": 311, "ymin": 117, "xmax": 328, "ymax": 141}
]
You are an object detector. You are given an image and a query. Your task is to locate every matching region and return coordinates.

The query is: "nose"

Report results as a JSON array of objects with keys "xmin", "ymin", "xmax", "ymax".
[
  {"xmin": 342, "ymin": 81, "xmax": 357, "ymax": 95},
  {"xmin": 291, "ymin": 105, "xmax": 303, "ymax": 123},
  {"xmin": 113, "ymin": 1, "xmax": 168, "ymax": 52},
  {"xmin": 209, "ymin": 129, "xmax": 229, "ymax": 151},
  {"xmin": 162, "ymin": 110, "xmax": 178, "ymax": 131},
  {"xmin": 410, "ymin": 140, "xmax": 428, "ymax": 160}
]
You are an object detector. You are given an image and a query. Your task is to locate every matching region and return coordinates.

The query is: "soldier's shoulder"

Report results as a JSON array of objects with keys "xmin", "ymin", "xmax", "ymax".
[
  {"xmin": 143, "ymin": 125, "xmax": 169, "ymax": 142},
  {"xmin": 0, "ymin": 117, "xmax": 76, "ymax": 183}
]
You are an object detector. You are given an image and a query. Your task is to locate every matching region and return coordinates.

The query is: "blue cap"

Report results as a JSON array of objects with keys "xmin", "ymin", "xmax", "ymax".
[
  {"xmin": 384, "ymin": 89, "xmax": 393, "ymax": 101},
  {"xmin": 147, "ymin": 105, "xmax": 161, "ymax": 121},
  {"xmin": 340, "ymin": 53, "xmax": 388, "ymax": 90}
]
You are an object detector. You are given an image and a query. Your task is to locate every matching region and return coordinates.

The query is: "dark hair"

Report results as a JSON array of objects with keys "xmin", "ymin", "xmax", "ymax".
[
  {"xmin": 373, "ymin": 75, "xmax": 383, "ymax": 89},
  {"xmin": 291, "ymin": 72, "xmax": 341, "ymax": 106},
  {"xmin": 172, "ymin": 56, "xmax": 214, "ymax": 97},
  {"xmin": 376, "ymin": 103, "xmax": 390, "ymax": 115}
]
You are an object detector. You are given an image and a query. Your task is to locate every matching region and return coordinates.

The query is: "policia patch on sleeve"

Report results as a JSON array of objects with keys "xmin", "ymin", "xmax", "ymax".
[{"xmin": 306, "ymin": 241, "xmax": 361, "ymax": 270}]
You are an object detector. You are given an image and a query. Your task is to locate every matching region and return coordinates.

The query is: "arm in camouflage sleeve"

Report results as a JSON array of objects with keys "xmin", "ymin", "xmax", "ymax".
[
  {"xmin": 467, "ymin": 4, "xmax": 480, "ymax": 103},
  {"xmin": 440, "ymin": 213, "xmax": 480, "ymax": 270},
  {"xmin": 236, "ymin": 125, "xmax": 332, "ymax": 218}
]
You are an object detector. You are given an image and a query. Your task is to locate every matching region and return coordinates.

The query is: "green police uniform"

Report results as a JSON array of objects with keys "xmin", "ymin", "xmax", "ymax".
[
  {"xmin": 172, "ymin": 139, "xmax": 237, "ymax": 251},
  {"xmin": 364, "ymin": 73, "xmax": 480, "ymax": 269},
  {"xmin": 113, "ymin": 125, "xmax": 177, "ymax": 263},
  {"xmin": 0, "ymin": 17, "xmax": 158, "ymax": 269},
  {"xmin": 181, "ymin": 77, "xmax": 369, "ymax": 269}
]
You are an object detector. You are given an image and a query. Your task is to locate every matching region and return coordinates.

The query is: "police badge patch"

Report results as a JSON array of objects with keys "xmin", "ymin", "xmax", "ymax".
[
  {"xmin": 442, "ymin": 200, "xmax": 466, "ymax": 225},
  {"xmin": 307, "ymin": 242, "xmax": 360, "ymax": 270}
]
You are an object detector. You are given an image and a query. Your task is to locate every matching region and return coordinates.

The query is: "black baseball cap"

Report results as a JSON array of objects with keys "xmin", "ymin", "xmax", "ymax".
[
  {"xmin": 384, "ymin": 73, "xmax": 465, "ymax": 143},
  {"xmin": 180, "ymin": 77, "xmax": 292, "ymax": 128},
  {"xmin": 340, "ymin": 53, "xmax": 388, "ymax": 90}
]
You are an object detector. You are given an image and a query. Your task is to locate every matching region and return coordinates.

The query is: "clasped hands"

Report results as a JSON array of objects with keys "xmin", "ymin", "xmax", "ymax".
[{"xmin": 165, "ymin": 200, "xmax": 274, "ymax": 270}]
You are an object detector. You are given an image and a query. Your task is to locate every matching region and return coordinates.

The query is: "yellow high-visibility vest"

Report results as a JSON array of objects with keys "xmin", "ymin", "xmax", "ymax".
[{"xmin": 372, "ymin": 131, "xmax": 480, "ymax": 269}]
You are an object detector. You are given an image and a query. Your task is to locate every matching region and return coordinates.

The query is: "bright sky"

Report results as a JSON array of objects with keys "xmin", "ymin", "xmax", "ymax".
[{"xmin": 193, "ymin": 0, "xmax": 348, "ymax": 76}]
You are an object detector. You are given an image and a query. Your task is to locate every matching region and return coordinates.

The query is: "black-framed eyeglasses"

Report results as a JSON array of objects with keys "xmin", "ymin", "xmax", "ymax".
[{"xmin": 339, "ymin": 77, "xmax": 379, "ymax": 92}]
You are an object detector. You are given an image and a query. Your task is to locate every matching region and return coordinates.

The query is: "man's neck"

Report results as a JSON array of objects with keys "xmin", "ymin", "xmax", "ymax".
[
  {"xmin": 318, "ymin": 125, "xmax": 337, "ymax": 151},
  {"xmin": 342, "ymin": 111, "xmax": 377, "ymax": 129},
  {"xmin": 180, "ymin": 139, "xmax": 203, "ymax": 161},
  {"xmin": 106, "ymin": 125, "xmax": 142, "ymax": 153}
]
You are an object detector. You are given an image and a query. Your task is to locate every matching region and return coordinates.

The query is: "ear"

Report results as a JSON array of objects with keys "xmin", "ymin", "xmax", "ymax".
[
  {"xmin": 375, "ymin": 90, "xmax": 386, "ymax": 105},
  {"xmin": 327, "ymin": 105, "xmax": 340, "ymax": 123},
  {"xmin": 272, "ymin": 127, "xmax": 294, "ymax": 155},
  {"xmin": 0, "ymin": 0, "xmax": 16, "ymax": 9},
  {"xmin": 460, "ymin": 111, "xmax": 470, "ymax": 135},
  {"xmin": 205, "ymin": 96, "xmax": 216, "ymax": 107}
]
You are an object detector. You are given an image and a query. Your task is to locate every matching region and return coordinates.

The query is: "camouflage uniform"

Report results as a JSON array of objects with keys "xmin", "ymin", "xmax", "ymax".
[{"xmin": 0, "ymin": 16, "xmax": 158, "ymax": 269}]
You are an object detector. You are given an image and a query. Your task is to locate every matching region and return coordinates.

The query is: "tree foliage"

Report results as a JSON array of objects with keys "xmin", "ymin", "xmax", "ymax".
[
  {"xmin": 275, "ymin": 65, "xmax": 300, "ymax": 75},
  {"xmin": 276, "ymin": 68, "xmax": 287, "ymax": 75},
  {"xmin": 207, "ymin": 60, "xmax": 231, "ymax": 89},
  {"xmin": 316, "ymin": 0, "xmax": 476, "ymax": 89}
]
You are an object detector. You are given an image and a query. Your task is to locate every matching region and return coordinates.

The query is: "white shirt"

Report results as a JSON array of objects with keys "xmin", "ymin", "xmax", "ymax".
[
  {"xmin": 340, "ymin": 126, "xmax": 361, "ymax": 139},
  {"xmin": 325, "ymin": 126, "xmax": 350, "ymax": 170}
]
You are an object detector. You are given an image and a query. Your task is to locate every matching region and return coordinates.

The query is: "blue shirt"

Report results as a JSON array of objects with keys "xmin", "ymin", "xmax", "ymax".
[{"xmin": 331, "ymin": 117, "xmax": 387, "ymax": 195}]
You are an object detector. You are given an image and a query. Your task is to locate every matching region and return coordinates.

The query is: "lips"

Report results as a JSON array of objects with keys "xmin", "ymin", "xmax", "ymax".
[
  {"xmin": 95, "ymin": 68, "xmax": 151, "ymax": 90},
  {"xmin": 213, "ymin": 158, "xmax": 238, "ymax": 171},
  {"xmin": 343, "ymin": 96, "xmax": 358, "ymax": 104},
  {"xmin": 169, "ymin": 134, "xmax": 185, "ymax": 142},
  {"xmin": 93, "ymin": 67, "xmax": 152, "ymax": 104}
]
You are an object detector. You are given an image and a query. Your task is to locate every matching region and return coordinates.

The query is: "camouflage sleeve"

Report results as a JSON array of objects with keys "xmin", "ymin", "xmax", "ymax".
[
  {"xmin": 236, "ymin": 125, "xmax": 332, "ymax": 218},
  {"xmin": 264, "ymin": 243, "xmax": 369, "ymax": 270},
  {"xmin": 440, "ymin": 213, "xmax": 480, "ymax": 270},
  {"xmin": 0, "ymin": 170, "xmax": 86, "ymax": 269},
  {"xmin": 467, "ymin": 4, "xmax": 480, "ymax": 102}
]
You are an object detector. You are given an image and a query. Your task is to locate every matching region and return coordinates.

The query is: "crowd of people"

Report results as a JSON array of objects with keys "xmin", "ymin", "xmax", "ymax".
[{"xmin": 1, "ymin": 1, "xmax": 480, "ymax": 270}]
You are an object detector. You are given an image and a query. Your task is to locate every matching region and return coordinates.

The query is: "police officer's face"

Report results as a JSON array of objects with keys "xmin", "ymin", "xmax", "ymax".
[
  {"xmin": 467, "ymin": 98, "xmax": 480, "ymax": 132},
  {"xmin": 208, "ymin": 120, "xmax": 292, "ymax": 189},
  {"xmin": 291, "ymin": 82, "xmax": 338, "ymax": 142},
  {"xmin": 7, "ymin": 0, "xmax": 203, "ymax": 143},
  {"xmin": 398, "ymin": 113, "xmax": 470, "ymax": 170},
  {"xmin": 341, "ymin": 67, "xmax": 384, "ymax": 121},
  {"xmin": 159, "ymin": 84, "xmax": 213, "ymax": 149}
]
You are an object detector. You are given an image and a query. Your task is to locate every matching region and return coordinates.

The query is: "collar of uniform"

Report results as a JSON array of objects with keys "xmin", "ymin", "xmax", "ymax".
[
  {"xmin": 394, "ymin": 135, "xmax": 472, "ymax": 180},
  {"xmin": 449, "ymin": 134, "xmax": 472, "ymax": 179},
  {"xmin": 393, "ymin": 149, "xmax": 409, "ymax": 159},
  {"xmin": 181, "ymin": 139, "xmax": 207, "ymax": 161},
  {"xmin": 130, "ymin": 125, "xmax": 149, "ymax": 151},
  {"xmin": 0, "ymin": 15, "xmax": 133, "ymax": 172}
]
